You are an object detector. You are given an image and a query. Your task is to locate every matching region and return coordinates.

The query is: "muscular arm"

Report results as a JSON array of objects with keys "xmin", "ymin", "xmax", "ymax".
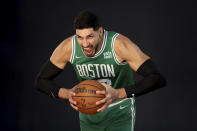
[
  {"xmin": 35, "ymin": 37, "xmax": 73, "ymax": 99},
  {"xmin": 96, "ymin": 34, "xmax": 166, "ymax": 112},
  {"xmin": 114, "ymin": 34, "xmax": 166, "ymax": 98}
]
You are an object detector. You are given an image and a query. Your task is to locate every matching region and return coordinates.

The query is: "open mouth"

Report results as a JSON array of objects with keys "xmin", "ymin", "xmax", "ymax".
[{"xmin": 83, "ymin": 47, "xmax": 95, "ymax": 57}]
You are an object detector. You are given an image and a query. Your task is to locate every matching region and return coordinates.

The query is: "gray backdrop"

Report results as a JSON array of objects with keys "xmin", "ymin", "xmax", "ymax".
[{"xmin": 1, "ymin": 0, "xmax": 197, "ymax": 131}]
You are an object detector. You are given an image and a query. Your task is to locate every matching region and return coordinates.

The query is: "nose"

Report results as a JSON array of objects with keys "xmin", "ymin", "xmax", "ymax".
[{"xmin": 82, "ymin": 39, "xmax": 89, "ymax": 47}]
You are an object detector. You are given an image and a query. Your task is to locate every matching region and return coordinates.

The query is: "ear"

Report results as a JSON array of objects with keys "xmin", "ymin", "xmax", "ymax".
[{"xmin": 99, "ymin": 27, "xmax": 103, "ymax": 36}]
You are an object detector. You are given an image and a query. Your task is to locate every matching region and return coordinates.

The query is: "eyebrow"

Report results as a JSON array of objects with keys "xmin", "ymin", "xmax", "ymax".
[
  {"xmin": 76, "ymin": 33, "xmax": 93, "ymax": 38},
  {"xmin": 76, "ymin": 35, "xmax": 82, "ymax": 38},
  {"xmin": 87, "ymin": 34, "xmax": 93, "ymax": 37}
]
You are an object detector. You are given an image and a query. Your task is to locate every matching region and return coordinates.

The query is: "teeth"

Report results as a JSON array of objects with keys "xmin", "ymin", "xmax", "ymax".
[{"xmin": 84, "ymin": 48, "xmax": 92, "ymax": 50}]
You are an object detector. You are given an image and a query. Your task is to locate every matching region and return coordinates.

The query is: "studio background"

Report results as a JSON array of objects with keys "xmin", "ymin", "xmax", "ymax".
[{"xmin": 1, "ymin": 0, "xmax": 197, "ymax": 131}]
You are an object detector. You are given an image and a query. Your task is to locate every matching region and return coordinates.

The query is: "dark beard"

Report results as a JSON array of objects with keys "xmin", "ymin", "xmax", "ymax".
[{"xmin": 95, "ymin": 35, "xmax": 103, "ymax": 54}]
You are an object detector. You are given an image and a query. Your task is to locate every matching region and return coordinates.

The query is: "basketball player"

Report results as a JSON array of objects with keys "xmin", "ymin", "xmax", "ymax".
[{"xmin": 35, "ymin": 11, "xmax": 166, "ymax": 131}]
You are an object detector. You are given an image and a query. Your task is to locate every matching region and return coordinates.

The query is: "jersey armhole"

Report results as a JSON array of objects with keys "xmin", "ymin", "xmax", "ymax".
[{"xmin": 111, "ymin": 33, "xmax": 127, "ymax": 65}]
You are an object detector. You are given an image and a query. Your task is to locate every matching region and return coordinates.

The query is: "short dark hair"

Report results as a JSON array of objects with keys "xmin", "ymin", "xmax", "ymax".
[{"xmin": 74, "ymin": 10, "xmax": 101, "ymax": 30}]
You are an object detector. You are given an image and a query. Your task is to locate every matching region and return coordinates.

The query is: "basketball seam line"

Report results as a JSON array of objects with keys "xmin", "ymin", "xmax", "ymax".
[{"xmin": 78, "ymin": 83, "xmax": 105, "ymax": 90}]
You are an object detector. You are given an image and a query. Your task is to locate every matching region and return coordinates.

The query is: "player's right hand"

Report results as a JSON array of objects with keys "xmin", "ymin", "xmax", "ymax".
[{"xmin": 67, "ymin": 88, "xmax": 78, "ymax": 111}]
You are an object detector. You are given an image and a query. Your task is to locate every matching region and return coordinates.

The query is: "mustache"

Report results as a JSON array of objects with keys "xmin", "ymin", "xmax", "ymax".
[{"xmin": 82, "ymin": 45, "xmax": 93, "ymax": 48}]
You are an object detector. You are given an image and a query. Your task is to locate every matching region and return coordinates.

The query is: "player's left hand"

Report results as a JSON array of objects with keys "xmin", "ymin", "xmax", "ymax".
[{"xmin": 96, "ymin": 83, "xmax": 119, "ymax": 112}]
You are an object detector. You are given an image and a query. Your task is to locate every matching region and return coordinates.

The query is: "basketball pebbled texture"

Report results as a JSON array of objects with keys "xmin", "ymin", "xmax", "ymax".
[{"xmin": 72, "ymin": 80, "xmax": 106, "ymax": 115}]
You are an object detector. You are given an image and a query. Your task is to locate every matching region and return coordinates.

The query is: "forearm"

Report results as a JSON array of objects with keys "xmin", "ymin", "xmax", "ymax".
[
  {"xmin": 35, "ymin": 60, "xmax": 64, "ymax": 98},
  {"xmin": 124, "ymin": 59, "xmax": 167, "ymax": 97},
  {"xmin": 36, "ymin": 78, "xmax": 61, "ymax": 98}
]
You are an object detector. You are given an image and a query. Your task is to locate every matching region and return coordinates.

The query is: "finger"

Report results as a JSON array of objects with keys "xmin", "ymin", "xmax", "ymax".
[
  {"xmin": 96, "ymin": 94, "xmax": 111, "ymax": 105},
  {"xmin": 97, "ymin": 104, "xmax": 108, "ymax": 112},
  {"xmin": 69, "ymin": 91, "xmax": 77, "ymax": 104},
  {"xmin": 101, "ymin": 83, "xmax": 107, "ymax": 86},
  {"xmin": 96, "ymin": 90, "xmax": 106, "ymax": 95},
  {"xmin": 70, "ymin": 91, "xmax": 76, "ymax": 96},
  {"xmin": 96, "ymin": 98, "xmax": 106, "ymax": 105},
  {"xmin": 97, "ymin": 99, "xmax": 112, "ymax": 112},
  {"xmin": 69, "ymin": 97, "xmax": 77, "ymax": 105},
  {"xmin": 70, "ymin": 103, "xmax": 78, "ymax": 110}
]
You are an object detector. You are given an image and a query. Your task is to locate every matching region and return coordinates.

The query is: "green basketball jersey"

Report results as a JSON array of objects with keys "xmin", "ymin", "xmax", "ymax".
[
  {"xmin": 70, "ymin": 30, "xmax": 136, "ymax": 128},
  {"xmin": 70, "ymin": 30, "xmax": 134, "ymax": 89}
]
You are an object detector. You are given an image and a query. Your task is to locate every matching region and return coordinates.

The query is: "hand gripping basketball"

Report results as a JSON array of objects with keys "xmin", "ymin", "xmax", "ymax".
[
  {"xmin": 96, "ymin": 83, "xmax": 121, "ymax": 112},
  {"xmin": 72, "ymin": 80, "xmax": 106, "ymax": 115}
]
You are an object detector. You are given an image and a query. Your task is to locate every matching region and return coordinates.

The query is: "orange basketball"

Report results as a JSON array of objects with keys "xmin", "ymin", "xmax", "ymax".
[{"xmin": 72, "ymin": 80, "xmax": 105, "ymax": 115}]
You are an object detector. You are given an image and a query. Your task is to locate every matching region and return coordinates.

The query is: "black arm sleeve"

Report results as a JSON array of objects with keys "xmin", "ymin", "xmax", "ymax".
[
  {"xmin": 125, "ymin": 59, "xmax": 167, "ymax": 97},
  {"xmin": 34, "ymin": 60, "xmax": 64, "ymax": 98}
]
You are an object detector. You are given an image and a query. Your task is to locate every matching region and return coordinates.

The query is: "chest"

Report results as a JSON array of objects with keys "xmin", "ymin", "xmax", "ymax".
[{"xmin": 73, "ymin": 51, "xmax": 119, "ymax": 79}]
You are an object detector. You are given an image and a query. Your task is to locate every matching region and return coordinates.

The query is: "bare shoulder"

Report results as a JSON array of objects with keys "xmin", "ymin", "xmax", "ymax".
[
  {"xmin": 114, "ymin": 34, "xmax": 139, "ymax": 61},
  {"xmin": 115, "ymin": 34, "xmax": 132, "ymax": 45},
  {"xmin": 50, "ymin": 36, "xmax": 73, "ymax": 69},
  {"xmin": 114, "ymin": 34, "xmax": 150, "ymax": 71},
  {"xmin": 59, "ymin": 36, "xmax": 73, "ymax": 56},
  {"xmin": 114, "ymin": 34, "xmax": 135, "ymax": 54}
]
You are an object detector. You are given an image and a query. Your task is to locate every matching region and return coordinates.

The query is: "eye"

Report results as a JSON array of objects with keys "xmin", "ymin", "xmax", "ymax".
[
  {"xmin": 77, "ymin": 35, "xmax": 82, "ymax": 40},
  {"xmin": 87, "ymin": 35, "xmax": 93, "ymax": 39}
]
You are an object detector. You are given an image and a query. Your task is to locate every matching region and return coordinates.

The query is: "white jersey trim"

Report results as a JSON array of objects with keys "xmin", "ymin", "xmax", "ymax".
[
  {"xmin": 70, "ymin": 35, "xmax": 76, "ymax": 64},
  {"xmin": 108, "ymin": 98, "xmax": 136, "ymax": 131},
  {"xmin": 108, "ymin": 98, "xmax": 129, "ymax": 108},
  {"xmin": 130, "ymin": 97, "xmax": 136, "ymax": 131}
]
